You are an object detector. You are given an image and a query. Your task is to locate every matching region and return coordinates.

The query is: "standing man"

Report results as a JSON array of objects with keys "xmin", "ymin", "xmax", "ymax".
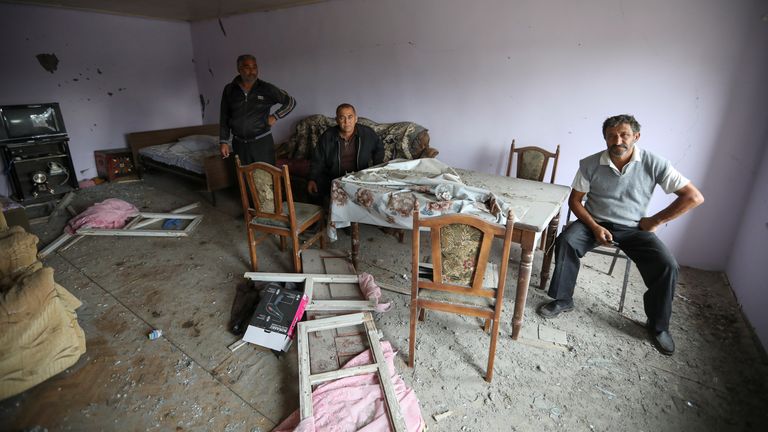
[
  {"xmin": 219, "ymin": 54, "xmax": 296, "ymax": 164},
  {"xmin": 307, "ymin": 103, "xmax": 384, "ymax": 206},
  {"xmin": 538, "ymin": 114, "xmax": 704, "ymax": 355}
]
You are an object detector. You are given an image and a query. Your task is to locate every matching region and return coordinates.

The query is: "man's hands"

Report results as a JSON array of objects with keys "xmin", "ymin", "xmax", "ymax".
[
  {"xmin": 268, "ymin": 115, "xmax": 277, "ymax": 127},
  {"xmin": 220, "ymin": 142, "xmax": 230, "ymax": 159},
  {"xmin": 591, "ymin": 225, "xmax": 616, "ymax": 246},
  {"xmin": 307, "ymin": 180, "xmax": 318, "ymax": 195},
  {"xmin": 639, "ymin": 216, "xmax": 660, "ymax": 232}
]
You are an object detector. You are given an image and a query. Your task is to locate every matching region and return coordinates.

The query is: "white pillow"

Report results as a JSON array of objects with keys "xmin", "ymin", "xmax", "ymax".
[{"xmin": 171, "ymin": 135, "xmax": 219, "ymax": 152}]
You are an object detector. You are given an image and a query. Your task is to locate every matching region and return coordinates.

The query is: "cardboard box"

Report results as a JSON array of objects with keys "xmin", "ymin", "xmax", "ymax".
[{"xmin": 243, "ymin": 284, "xmax": 307, "ymax": 351}]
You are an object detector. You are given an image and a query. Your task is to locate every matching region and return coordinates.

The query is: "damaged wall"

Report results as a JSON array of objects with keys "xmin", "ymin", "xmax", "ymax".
[
  {"xmin": 189, "ymin": 0, "xmax": 768, "ymax": 273},
  {"xmin": 0, "ymin": 3, "xmax": 201, "ymax": 193}
]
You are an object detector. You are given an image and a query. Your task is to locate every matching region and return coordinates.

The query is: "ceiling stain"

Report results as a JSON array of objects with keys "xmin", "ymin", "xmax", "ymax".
[{"xmin": 36, "ymin": 53, "xmax": 59, "ymax": 73}]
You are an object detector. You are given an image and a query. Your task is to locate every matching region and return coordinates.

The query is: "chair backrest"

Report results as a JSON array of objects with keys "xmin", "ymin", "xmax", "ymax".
[
  {"xmin": 412, "ymin": 211, "xmax": 514, "ymax": 299},
  {"xmin": 506, "ymin": 140, "xmax": 560, "ymax": 184},
  {"xmin": 235, "ymin": 156, "xmax": 297, "ymax": 228}
]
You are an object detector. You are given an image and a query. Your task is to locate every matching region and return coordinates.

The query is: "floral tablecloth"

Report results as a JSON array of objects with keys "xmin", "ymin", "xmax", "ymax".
[{"xmin": 329, "ymin": 159, "xmax": 513, "ymax": 241}]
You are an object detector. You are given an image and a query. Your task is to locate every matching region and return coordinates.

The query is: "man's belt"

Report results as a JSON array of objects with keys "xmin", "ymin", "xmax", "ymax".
[{"xmin": 232, "ymin": 131, "xmax": 271, "ymax": 142}]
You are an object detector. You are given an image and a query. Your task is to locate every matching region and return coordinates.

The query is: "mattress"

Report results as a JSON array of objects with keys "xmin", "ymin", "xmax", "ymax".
[{"xmin": 138, "ymin": 142, "xmax": 216, "ymax": 175}]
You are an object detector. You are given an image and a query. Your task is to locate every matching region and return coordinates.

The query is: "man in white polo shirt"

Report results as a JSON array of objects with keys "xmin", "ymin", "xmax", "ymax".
[{"xmin": 538, "ymin": 114, "xmax": 704, "ymax": 355}]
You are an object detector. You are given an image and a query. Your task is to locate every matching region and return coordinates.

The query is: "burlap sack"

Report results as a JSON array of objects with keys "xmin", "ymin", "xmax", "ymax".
[
  {"xmin": 0, "ymin": 255, "xmax": 86, "ymax": 400},
  {"xmin": 0, "ymin": 226, "xmax": 39, "ymax": 281}
]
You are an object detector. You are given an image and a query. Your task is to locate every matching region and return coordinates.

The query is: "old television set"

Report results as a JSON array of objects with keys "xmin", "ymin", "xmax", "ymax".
[{"xmin": 0, "ymin": 103, "xmax": 67, "ymax": 143}]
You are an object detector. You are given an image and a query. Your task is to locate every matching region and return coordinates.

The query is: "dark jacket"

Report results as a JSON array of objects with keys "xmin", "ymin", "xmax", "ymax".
[
  {"xmin": 219, "ymin": 77, "xmax": 296, "ymax": 142},
  {"xmin": 309, "ymin": 124, "xmax": 384, "ymax": 184}
]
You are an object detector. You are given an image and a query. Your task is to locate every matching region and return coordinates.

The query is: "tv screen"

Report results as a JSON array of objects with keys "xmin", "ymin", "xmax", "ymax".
[{"xmin": 0, "ymin": 103, "xmax": 67, "ymax": 141}]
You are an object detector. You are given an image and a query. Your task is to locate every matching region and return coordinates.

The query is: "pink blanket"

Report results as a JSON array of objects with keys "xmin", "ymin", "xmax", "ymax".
[
  {"xmin": 274, "ymin": 341, "xmax": 424, "ymax": 432},
  {"xmin": 357, "ymin": 273, "xmax": 391, "ymax": 312},
  {"xmin": 66, "ymin": 198, "xmax": 139, "ymax": 234}
]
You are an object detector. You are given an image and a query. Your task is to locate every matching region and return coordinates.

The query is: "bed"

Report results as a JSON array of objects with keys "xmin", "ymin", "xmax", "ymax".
[{"xmin": 127, "ymin": 124, "xmax": 235, "ymax": 205}]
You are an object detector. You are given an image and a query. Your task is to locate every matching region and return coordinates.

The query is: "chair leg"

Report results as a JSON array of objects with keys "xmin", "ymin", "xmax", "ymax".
[
  {"xmin": 485, "ymin": 317, "xmax": 501, "ymax": 382},
  {"xmin": 608, "ymin": 248, "xmax": 621, "ymax": 275},
  {"xmin": 280, "ymin": 236, "xmax": 287, "ymax": 252},
  {"xmin": 247, "ymin": 228, "xmax": 258, "ymax": 271},
  {"xmin": 618, "ymin": 259, "xmax": 631, "ymax": 313},
  {"xmin": 291, "ymin": 235, "xmax": 302, "ymax": 273},
  {"xmin": 483, "ymin": 319, "xmax": 492, "ymax": 333},
  {"xmin": 408, "ymin": 300, "xmax": 419, "ymax": 368},
  {"xmin": 418, "ymin": 308, "xmax": 426, "ymax": 321}
]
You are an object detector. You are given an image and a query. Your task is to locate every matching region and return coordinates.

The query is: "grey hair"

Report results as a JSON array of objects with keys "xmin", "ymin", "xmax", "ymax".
[
  {"xmin": 236, "ymin": 54, "xmax": 257, "ymax": 67},
  {"xmin": 602, "ymin": 114, "xmax": 641, "ymax": 137}
]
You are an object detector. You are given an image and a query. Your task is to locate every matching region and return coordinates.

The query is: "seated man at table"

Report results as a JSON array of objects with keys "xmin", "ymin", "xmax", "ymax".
[
  {"xmin": 537, "ymin": 114, "xmax": 704, "ymax": 356},
  {"xmin": 307, "ymin": 103, "xmax": 384, "ymax": 207}
]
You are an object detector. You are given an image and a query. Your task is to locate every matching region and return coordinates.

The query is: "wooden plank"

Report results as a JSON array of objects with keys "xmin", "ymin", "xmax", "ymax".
[
  {"xmin": 308, "ymin": 364, "xmax": 379, "ymax": 385},
  {"xmin": 243, "ymin": 272, "xmax": 359, "ymax": 284},
  {"xmin": 227, "ymin": 339, "xmax": 247, "ymax": 352},
  {"xmin": 131, "ymin": 202, "xmax": 200, "ymax": 229},
  {"xmin": 76, "ymin": 228, "xmax": 189, "ymax": 237},
  {"xmin": 301, "ymin": 313, "xmax": 367, "ymax": 333},
  {"xmin": 297, "ymin": 312, "xmax": 407, "ymax": 432},
  {"xmin": 38, "ymin": 232, "xmax": 73, "ymax": 259},
  {"xmin": 306, "ymin": 300, "xmax": 379, "ymax": 312},
  {"xmin": 297, "ymin": 321, "xmax": 313, "ymax": 421},
  {"xmin": 364, "ymin": 317, "xmax": 408, "ymax": 432}
]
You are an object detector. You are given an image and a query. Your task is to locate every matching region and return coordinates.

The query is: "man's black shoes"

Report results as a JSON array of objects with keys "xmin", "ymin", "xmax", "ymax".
[
  {"xmin": 649, "ymin": 327, "xmax": 675, "ymax": 356},
  {"xmin": 537, "ymin": 299, "xmax": 574, "ymax": 319}
]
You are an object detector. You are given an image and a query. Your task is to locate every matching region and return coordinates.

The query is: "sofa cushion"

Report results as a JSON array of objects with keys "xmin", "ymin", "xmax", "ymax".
[{"xmin": 278, "ymin": 115, "xmax": 434, "ymax": 163}]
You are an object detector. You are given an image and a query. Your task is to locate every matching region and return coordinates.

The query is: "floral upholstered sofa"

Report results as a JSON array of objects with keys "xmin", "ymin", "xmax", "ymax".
[{"xmin": 275, "ymin": 115, "xmax": 438, "ymax": 199}]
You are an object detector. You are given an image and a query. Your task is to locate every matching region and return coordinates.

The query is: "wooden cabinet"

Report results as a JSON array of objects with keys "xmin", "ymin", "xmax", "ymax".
[{"xmin": 94, "ymin": 148, "xmax": 138, "ymax": 182}]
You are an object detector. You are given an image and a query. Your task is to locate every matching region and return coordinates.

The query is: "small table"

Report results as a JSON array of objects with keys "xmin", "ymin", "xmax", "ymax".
[{"xmin": 330, "ymin": 159, "xmax": 571, "ymax": 339}]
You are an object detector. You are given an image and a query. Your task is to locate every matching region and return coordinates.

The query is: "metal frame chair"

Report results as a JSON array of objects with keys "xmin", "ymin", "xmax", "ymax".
[
  {"xmin": 408, "ymin": 210, "xmax": 514, "ymax": 382},
  {"xmin": 565, "ymin": 207, "xmax": 631, "ymax": 313},
  {"xmin": 235, "ymin": 156, "xmax": 325, "ymax": 273}
]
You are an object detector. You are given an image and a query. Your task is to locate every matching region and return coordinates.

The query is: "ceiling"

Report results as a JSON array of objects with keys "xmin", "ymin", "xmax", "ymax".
[{"xmin": 2, "ymin": 0, "xmax": 330, "ymax": 22}]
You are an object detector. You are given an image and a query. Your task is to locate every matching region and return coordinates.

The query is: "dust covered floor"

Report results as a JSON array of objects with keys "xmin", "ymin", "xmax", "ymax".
[{"xmin": 1, "ymin": 171, "xmax": 767, "ymax": 431}]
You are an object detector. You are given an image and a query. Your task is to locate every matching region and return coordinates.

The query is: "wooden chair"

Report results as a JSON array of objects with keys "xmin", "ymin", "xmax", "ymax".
[
  {"xmin": 506, "ymin": 140, "xmax": 560, "ymax": 184},
  {"xmin": 235, "ymin": 156, "xmax": 326, "ymax": 273},
  {"xmin": 506, "ymin": 140, "xmax": 561, "ymax": 255},
  {"xmin": 408, "ymin": 210, "xmax": 514, "ymax": 382}
]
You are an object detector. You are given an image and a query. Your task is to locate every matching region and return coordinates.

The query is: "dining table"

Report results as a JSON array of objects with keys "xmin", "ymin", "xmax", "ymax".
[{"xmin": 329, "ymin": 158, "xmax": 571, "ymax": 339}]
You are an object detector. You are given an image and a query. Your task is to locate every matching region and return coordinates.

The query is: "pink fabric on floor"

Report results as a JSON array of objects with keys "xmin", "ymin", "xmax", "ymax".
[
  {"xmin": 358, "ymin": 273, "xmax": 391, "ymax": 312},
  {"xmin": 273, "ymin": 341, "xmax": 425, "ymax": 432},
  {"xmin": 65, "ymin": 198, "xmax": 140, "ymax": 234}
]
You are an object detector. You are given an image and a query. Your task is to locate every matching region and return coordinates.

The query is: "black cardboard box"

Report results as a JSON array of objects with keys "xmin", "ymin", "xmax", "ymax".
[{"xmin": 243, "ymin": 284, "xmax": 307, "ymax": 351}]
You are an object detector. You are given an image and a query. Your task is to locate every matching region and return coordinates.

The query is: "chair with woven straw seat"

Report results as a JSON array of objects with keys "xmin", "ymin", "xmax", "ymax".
[
  {"xmin": 235, "ymin": 156, "xmax": 325, "ymax": 273},
  {"xmin": 408, "ymin": 210, "xmax": 514, "ymax": 383}
]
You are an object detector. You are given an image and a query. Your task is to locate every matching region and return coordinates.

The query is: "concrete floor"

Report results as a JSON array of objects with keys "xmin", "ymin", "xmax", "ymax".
[{"xmin": 1, "ymin": 171, "xmax": 767, "ymax": 431}]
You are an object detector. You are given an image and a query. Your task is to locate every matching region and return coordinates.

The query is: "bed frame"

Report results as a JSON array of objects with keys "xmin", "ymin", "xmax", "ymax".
[{"xmin": 126, "ymin": 124, "xmax": 235, "ymax": 205}]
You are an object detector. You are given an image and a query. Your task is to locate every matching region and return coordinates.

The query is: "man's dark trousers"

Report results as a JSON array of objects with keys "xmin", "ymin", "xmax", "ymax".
[{"xmin": 547, "ymin": 220, "xmax": 679, "ymax": 332}]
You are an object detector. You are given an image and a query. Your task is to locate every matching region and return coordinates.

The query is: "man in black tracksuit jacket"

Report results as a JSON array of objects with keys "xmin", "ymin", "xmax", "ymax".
[
  {"xmin": 219, "ymin": 54, "xmax": 296, "ymax": 165},
  {"xmin": 308, "ymin": 103, "xmax": 384, "ymax": 207}
]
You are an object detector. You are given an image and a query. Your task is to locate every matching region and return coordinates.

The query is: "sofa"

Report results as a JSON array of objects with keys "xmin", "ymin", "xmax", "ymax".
[{"xmin": 275, "ymin": 115, "xmax": 438, "ymax": 200}]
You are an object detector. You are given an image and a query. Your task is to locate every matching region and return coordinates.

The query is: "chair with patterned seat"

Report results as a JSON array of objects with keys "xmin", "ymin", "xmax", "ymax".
[
  {"xmin": 235, "ymin": 156, "xmax": 326, "ymax": 273},
  {"xmin": 506, "ymin": 140, "xmax": 560, "ymax": 184},
  {"xmin": 408, "ymin": 210, "xmax": 514, "ymax": 383}
]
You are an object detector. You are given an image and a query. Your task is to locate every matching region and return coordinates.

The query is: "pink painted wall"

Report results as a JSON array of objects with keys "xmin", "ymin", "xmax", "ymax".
[
  {"xmin": 190, "ymin": 0, "xmax": 767, "ymax": 272},
  {"xmin": 727, "ymin": 143, "xmax": 768, "ymax": 348},
  {"xmin": 0, "ymin": 3, "xmax": 201, "ymax": 193}
]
